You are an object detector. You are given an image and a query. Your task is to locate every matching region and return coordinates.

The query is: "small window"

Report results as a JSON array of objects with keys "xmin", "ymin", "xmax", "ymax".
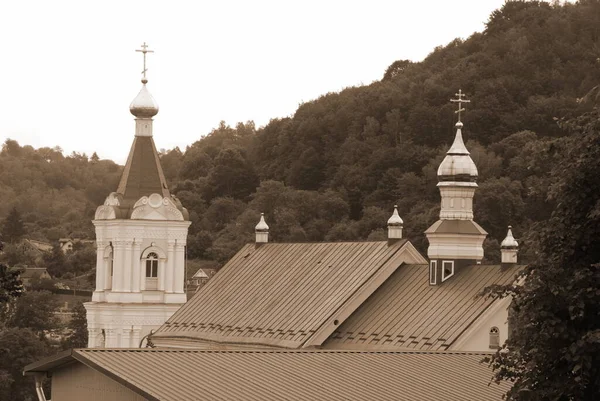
[
  {"xmin": 429, "ymin": 261, "xmax": 437, "ymax": 285},
  {"xmin": 489, "ymin": 326, "xmax": 500, "ymax": 349},
  {"xmin": 145, "ymin": 252, "xmax": 158, "ymax": 278},
  {"xmin": 441, "ymin": 260, "xmax": 454, "ymax": 282}
]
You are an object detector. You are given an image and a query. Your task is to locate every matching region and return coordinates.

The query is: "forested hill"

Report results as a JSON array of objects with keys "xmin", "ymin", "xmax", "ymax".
[{"xmin": 2, "ymin": 1, "xmax": 600, "ymax": 266}]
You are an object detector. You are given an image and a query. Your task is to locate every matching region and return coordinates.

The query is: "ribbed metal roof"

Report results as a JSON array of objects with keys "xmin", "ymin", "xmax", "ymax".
[
  {"xmin": 154, "ymin": 240, "xmax": 421, "ymax": 348},
  {"xmin": 326, "ymin": 264, "xmax": 522, "ymax": 350},
  {"xmin": 425, "ymin": 219, "xmax": 488, "ymax": 235},
  {"xmin": 28, "ymin": 348, "xmax": 511, "ymax": 401},
  {"xmin": 116, "ymin": 135, "xmax": 170, "ymax": 207}
]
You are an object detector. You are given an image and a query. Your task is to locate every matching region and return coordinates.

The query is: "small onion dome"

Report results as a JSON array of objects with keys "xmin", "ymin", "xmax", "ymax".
[
  {"xmin": 387, "ymin": 205, "xmax": 403, "ymax": 226},
  {"xmin": 255, "ymin": 213, "xmax": 269, "ymax": 232},
  {"xmin": 501, "ymin": 226, "xmax": 519, "ymax": 248},
  {"xmin": 437, "ymin": 122, "xmax": 478, "ymax": 181},
  {"xmin": 129, "ymin": 84, "xmax": 159, "ymax": 118}
]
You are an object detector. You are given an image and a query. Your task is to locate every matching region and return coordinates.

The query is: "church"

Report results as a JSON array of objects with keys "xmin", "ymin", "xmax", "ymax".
[{"xmin": 24, "ymin": 46, "xmax": 522, "ymax": 401}]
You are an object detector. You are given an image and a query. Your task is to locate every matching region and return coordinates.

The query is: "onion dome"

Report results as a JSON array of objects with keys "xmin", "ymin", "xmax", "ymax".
[
  {"xmin": 501, "ymin": 226, "xmax": 519, "ymax": 248},
  {"xmin": 437, "ymin": 121, "xmax": 478, "ymax": 182},
  {"xmin": 255, "ymin": 213, "xmax": 269, "ymax": 232},
  {"xmin": 387, "ymin": 205, "xmax": 404, "ymax": 226},
  {"xmin": 129, "ymin": 83, "xmax": 159, "ymax": 118}
]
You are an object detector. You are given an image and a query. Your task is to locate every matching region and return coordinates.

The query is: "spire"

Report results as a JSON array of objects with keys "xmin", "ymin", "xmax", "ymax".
[
  {"xmin": 387, "ymin": 205, "xmax": 403, "ymax": 241},
  {"xmin": 437, "ymin": 90, "xmax": 478, "ymax": 181},
  {"xmin": 501, "ymin": 226, "xmax": 518, "ymax": 248},
  {"xmin": 255, "ymin": 213, "xmax": 269, "ymax": 244},
  {"xmin": 130, "ymin": 42, "xmax": 159, "ymax": 121},
  {"xmin": 116, "ymin": 43, "xmax": 170, "ymax": 208}
]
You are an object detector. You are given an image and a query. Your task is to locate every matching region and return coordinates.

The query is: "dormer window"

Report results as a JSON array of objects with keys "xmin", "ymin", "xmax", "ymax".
[
  {"xmin": 429, "ymin": 261, "xmax": 437, "ymax": 285},
  {"xmin": 441, "ymin": 260, "xmax": 454, "ymax": 282},
  {"xmin": 489, "ymin": 326, "xmax": 500, "ymax": 349}
]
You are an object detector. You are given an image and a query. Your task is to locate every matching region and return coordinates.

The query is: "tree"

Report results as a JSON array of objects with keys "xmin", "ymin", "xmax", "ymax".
[
  {"xmin": 487, "ymin": 109, "xmax": 600, "ymax": 400},
  {"xmin": 1, "ymin": 207, "xmax": 25, "ymax": 243},
  {"xmin": 0, "ymin": 263, "xmax": 23, "ymax": 305},
  {"xmin": 7, "ymin": 290, "xmax": 59, "ymax": 334},
  {"xmin": 62, "ymin": 302, "xmax": 88, "ymax": 349},
  {"xmin": 0, "ymin": 328, "xmax": 50, "ymax": 401},
  {"xmin": 44, "ymin": 243, "xmax": 67, "ymax": 277}
]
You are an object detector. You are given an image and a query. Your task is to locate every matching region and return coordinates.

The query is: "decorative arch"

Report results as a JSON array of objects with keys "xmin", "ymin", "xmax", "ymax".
[
  {"xmin": 103, "ymin": 244, "xmax": 114, "ymax": 289},
  {"xmin": 141, "ymin": 245, "xmax": 166, "ymax": 291},
  {"xmin": 140, "ymin": 245, "xmax": 167, "ymax": 260}
]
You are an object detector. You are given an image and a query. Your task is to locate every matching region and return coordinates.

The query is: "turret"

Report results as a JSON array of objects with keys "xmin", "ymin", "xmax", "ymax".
[
  {"xmin": 387, "ymin": 205, "xmax": 403, "ymax": 243},
  {"xmin": 255, "ymin": 213, "xmax": 269, "ymax": 244},
  {"xmin": 501, "ymin": 226, "xmax": 518, "ymax": 265},
  {"xmin": 425, "ymin": 90, "xmax": 487, "ymax": 285}
]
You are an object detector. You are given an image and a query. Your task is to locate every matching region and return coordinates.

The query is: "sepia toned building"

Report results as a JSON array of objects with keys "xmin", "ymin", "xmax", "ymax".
[
  {"xmin": 84, "ymin": 44, "xmax": 191, "ymax": 349},
  {"xmin": 25, "ymin": 47, "xmax": 521, "ymax": 399}
]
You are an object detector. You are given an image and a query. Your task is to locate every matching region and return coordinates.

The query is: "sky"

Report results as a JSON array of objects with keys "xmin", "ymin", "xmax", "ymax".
[{"xmin": 0, "ymin": 0, "xmax": 509, "ymax": 164}]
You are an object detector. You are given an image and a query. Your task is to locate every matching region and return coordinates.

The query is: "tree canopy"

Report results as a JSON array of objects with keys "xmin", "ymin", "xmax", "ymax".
[{"xmin": 487, "ymin": 108, "xmax": 600, "ymax": 400}]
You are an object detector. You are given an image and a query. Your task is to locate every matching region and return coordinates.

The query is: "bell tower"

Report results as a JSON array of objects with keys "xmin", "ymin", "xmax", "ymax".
[
  {"xmin": 85, "ymin": 43, "xmax": 191, "ymax": 348},
  {"xmin": 425, "ymin": 90, "xmax": 487, "ymax": 285}
]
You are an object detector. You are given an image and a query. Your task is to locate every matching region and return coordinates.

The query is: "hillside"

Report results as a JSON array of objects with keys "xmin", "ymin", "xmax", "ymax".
[{"xmin": 2, "ymin": 0, "xmax": 599, "ymax": 267}]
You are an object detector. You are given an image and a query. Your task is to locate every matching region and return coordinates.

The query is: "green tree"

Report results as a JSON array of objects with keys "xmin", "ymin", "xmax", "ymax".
[
  {"xmin": 1, "ymin": 207, "xmax": 25, "ymax": 243},
  {"xmin": 487, "ymin": 110, "xmax": 600, "ymax": 400},
  {"xmin": 0, "ymin": 328, "xmax": 50, "ymax": 401}
]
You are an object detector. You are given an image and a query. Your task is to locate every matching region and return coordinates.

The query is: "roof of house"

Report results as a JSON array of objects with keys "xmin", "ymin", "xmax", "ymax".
[
  {"xmin": 25, "ymin": 239, "xmax": 53, "ymax": 252},
  {"xmin": 24, "ymin": 348, "xmax": 510, "ymax": 401},
  {"xmin": 154, "ymin": 240, "xmax": 427, "ymax": 348},
  {"xmin": 116, "ymin": 135, "xmax": 170, "ymax": 207},
  {"xmin": 325, "ymin": 263, "xmax": 522, "ymax": 351},
  {"xmin": 192, "ymin": 268, "xmax": 209, "ymax": 279},
  {"xmin": 425, "ymin": 219, "xmax": 488, "ymax": 235},
  {"xmin": 19, "ymin": 267, "xmax": 50, "ymax": 279}
]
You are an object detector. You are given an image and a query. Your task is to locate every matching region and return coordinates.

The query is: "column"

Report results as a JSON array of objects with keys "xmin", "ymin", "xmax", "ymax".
[
  {"xmin": 131, "ymin": 326, "xmax": 142, "ymax": 348},
  {"xmin": 94, "ymin": 241, "xmax": 105, "ymax": 292},
  {"xmin": 87, "ymin": 328, "xmax": 100, "ymax": 348},
  {"xmin": 105, "ymin": 328, "xmax": 117, "ymax": 347},
  {"xmin": 132, "ymin": 241, "xmax": 142, "ymax": 292},
  {"xmin": 121, "ymin": 327, "xmax": 132, "ymax": 348},
  {"xmin": 112, "ymin": 241, "xmax": 125, "ymax": 291},
  {"xmin": 166, "ymin": 240, "xmax": 175, "ymax": 293},
  {"xmin": 123, "ymin": 241, "xmax": 133, "ymax": 292},
  {"xmin": 173, "ymin": 240, "xmax": 185, "ymax": 294}
]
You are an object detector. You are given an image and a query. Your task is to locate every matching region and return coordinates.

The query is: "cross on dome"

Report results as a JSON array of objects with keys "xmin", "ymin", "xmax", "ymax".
[
  {"xmin": 135, "ymin": 42, "xmax": 154, "ymax": 84},
  {"xmin": 450, "ymin": 89, "xmax": 470, "ymax": 123}
]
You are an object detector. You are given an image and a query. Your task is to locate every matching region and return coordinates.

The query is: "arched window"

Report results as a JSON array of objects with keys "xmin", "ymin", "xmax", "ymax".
[
  {"xmin": 489, "ymin": 326, "xmax": 500, "ymax": 349},
  {"xmin": 145, "ymin": 252, "xmax": 158, "ymax": 278}
]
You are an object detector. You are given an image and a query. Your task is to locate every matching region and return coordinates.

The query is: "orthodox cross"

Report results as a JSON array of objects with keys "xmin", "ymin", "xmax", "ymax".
[
  {"xmin": 136, "ymin": 42, "xmax": 154, "ymax": 82},
  {"xmin": 450, "ymin": 89, "xmax": 470, "ymax": 122}
]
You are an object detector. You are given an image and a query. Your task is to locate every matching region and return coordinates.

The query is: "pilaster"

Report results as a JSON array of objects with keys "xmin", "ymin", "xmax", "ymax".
[
  {"xmin": 132, "ymin": 240, "xmax": 142, "ymax": 292},
  {"xmin": 166, "ymin": 240, "xmax": 175, "ymax": 293},
  {"xmin": 174, "ymin": 240, "xmax": 185, "ymax": 293}
]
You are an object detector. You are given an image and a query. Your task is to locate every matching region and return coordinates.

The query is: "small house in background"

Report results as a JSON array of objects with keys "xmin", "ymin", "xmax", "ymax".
[
  {"xmin": 19, "ymin": 267, "xmax": 52, "ymax": 286},
  {"xmin": 186, "ymin": 265, "xmax": 219, "ymax": 294},
  {"xmin": 25, "ymin": 239, "xmax": 53, "ymax": 253},
  {"xmin": 58, "ymin": 238, "xmax": 94, "ymax": 254}
]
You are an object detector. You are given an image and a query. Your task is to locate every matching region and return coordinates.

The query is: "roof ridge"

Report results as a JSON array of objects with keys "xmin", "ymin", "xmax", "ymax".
[{"xmin": 76, "ymin": 348, "xmax": 495, "ymax": 356}]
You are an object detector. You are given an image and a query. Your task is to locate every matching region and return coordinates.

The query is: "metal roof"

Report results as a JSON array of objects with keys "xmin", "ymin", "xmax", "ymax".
[
  {"xmin": 154, "ymin": 240, "xmax": 428, "ymax": 348},
  {"xmin": 25, "ymin": 348, "xmax": 511, "ymax": 401},
  {"xmin": 116, "ymin": 135, "xmax": 170, "ymax": 207},
  {"xmin": 425, "ymin": 219, "xmax": 488, "ymax": 235},
  {"xmin": 326, "ymin": 263, "xmax": 522, "ymax": 350}
]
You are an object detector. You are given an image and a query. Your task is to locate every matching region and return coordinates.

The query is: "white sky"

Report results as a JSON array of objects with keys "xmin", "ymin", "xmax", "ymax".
[{"xmin": 0, "ymin": 0, "xmax": 508, "ymax": 164}]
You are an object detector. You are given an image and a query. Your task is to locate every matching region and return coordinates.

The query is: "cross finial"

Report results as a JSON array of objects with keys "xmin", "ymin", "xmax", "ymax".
[
  {"xmin": 450, "ymin": 89, "xmax": 470, "ymax": 123},
  {"xmin": 135, "ymin": 42, "xmax": 154, "ymax": 84}
]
